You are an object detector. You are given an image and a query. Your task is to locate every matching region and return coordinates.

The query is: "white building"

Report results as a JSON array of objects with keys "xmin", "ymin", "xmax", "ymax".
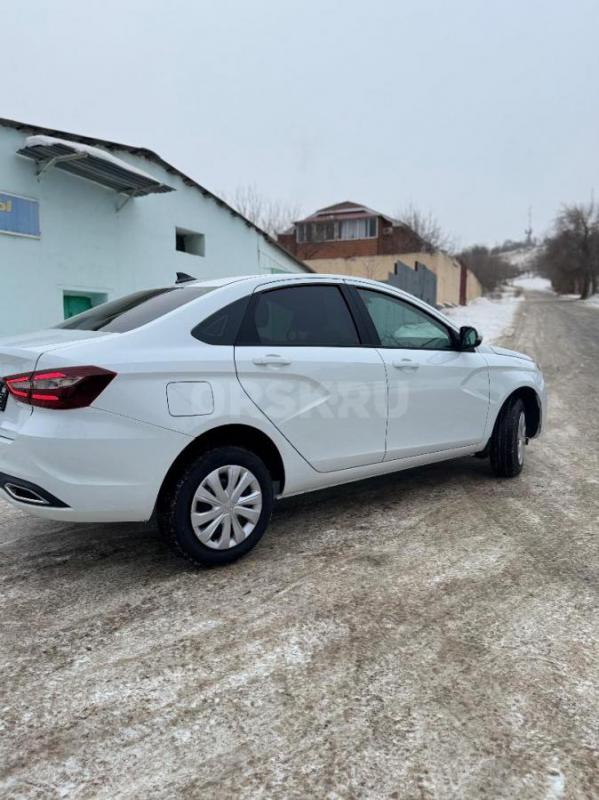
[{"xmin": 0, "ymin": 118, "xmax": 308, "ymax": 336}]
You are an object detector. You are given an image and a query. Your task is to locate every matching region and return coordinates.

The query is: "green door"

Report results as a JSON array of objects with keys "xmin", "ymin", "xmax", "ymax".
[{"xmin": 63, "ymin": 294, "xmax": 93, "ymax": 319}]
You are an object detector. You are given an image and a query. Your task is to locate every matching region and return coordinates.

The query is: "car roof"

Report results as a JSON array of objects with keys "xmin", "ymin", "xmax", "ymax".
[
  {"xmin": 184, "ymin": 272, "xmax": 391, "ymax": 289},
  {"xmin": 184, "ymin": 273, "xmax": 338, "ymax": 287},
  {"xmin": 180, "ymin": 273, "xmax": 460, "ymax": 332}
]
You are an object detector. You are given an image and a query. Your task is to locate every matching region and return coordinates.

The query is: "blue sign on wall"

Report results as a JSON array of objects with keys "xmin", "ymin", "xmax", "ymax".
[{"xmin": 0, "ymin": 192, "xmax": 40, "ymax": 238}]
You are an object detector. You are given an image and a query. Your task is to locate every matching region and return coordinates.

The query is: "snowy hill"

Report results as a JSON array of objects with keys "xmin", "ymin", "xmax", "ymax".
[
  {"xmin": 512, "ymin": 273, "xmax": 552, "ymax": 291},
  {"xmin": 500, "ymin": 245, "xmax": 542, "ymax": 273}
]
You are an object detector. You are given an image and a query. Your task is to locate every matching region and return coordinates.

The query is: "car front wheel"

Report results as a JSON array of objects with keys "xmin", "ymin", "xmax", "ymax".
[
  {"xmin": 158, "ymin": 446, "xmax": 274, "ymax": 566},
  {"xmin": 490, "ymin": 397, "xmax": 527, "ymax": 478}
]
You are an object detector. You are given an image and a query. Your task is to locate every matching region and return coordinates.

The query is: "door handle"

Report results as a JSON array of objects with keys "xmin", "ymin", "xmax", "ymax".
[
  {"xmin": 252, "ymin": 355, "xmax": 291, "ymax": 366},
  {"xmin": 392, "ymin": 359, "xmax": 419, "ymax": 370}
]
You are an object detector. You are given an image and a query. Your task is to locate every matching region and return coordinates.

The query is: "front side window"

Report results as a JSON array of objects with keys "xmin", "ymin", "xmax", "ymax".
[
  {"xmin": 357, "ymin": 289, "xmax": 454, "ymax": 350},
  {"xmin": 241, "ymin": 285, "xmax": 359, "ymax": 347}
]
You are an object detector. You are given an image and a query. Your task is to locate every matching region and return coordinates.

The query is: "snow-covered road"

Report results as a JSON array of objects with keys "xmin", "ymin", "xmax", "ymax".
[{"xmin": 2, "ymin": 287, "xmax": 599, "ymax": 799}]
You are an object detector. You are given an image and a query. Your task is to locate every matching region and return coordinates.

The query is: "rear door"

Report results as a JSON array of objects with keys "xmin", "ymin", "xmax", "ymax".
[
  {"xmin": 352, "ymin": 287, "xmax": 490, "ymax": 460},
  {"xmin": 234, "ymin": 283, "xmax": 387, "ymax": 472}
]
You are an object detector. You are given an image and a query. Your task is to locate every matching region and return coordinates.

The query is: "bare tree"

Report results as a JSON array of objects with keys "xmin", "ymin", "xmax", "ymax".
[
  {"xmin": 458, "ymin": 246, "xmax": 518, "ymax": 292},
  {"xmin": 397, "ymin": 203, "xmax": 455, "ymax": 253},
  {"xmin": 540, "ymin": 202, "xmax": 599, "ymax": 298},
  {"xmin": 225, "ymin": 184, "xmax": 301, "ymax": 238}
]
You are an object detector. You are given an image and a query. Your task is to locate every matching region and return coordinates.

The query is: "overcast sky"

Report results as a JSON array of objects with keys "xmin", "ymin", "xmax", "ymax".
[{"xmin": 2, "ymin": 0, "xmax": 598, "ymax": 246}]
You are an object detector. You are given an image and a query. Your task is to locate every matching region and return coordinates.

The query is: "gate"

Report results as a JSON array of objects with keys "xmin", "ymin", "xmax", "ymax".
[{"xmin": 387, "ymin": 260, "xmax": 437, "ymax": 306}]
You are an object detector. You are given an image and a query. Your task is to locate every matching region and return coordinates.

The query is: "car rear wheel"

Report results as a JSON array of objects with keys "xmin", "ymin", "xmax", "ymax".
[
  {"xmin": 158, "ymin": 446, "xmax": 274, "ymax": 566},
  {"xmin": 490, "ymin": 397, "xmax": 527, "ymax": 478}
]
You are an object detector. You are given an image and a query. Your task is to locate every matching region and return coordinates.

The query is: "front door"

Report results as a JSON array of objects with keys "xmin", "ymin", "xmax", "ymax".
[
  {"xmin": 354, "ymin": 287, "xmax": 490, "ymax": 460},
  {"xmin": 234, "ymin": 284, "xmax": 388, "ymax": 472}
]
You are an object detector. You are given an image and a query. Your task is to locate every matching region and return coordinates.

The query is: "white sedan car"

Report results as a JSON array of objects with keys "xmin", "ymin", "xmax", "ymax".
[{"xmin": 0, "ymin": 274, "xmax": 545, "ymax": 565}]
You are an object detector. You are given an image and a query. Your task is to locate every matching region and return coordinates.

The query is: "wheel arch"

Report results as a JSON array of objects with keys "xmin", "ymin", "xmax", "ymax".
[
  {"xmin": 494, "ymin": 386, "xmax": 542, "ymax": 439},
  {"xmin": 156, "ymin": 423, "xmax": 286, "ymax": 511}
]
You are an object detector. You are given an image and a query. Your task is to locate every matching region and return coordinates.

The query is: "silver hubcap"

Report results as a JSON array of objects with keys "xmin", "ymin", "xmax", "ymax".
[
  {"xmin": 190, "ymin": 465, "xmax": 262, "ymax": 550},
  {"xmin": 517, "ymin": 412, "xmax": 526, "ymax": 465}
]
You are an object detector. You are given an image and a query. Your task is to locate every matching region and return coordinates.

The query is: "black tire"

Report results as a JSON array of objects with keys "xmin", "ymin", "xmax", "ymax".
[
  {"xmin": 490, "ymin": 397, "xmax": 527, "ymax": 478},
  {"xmin": 158, "ymin": 446, "xmax": 274, "ymax": 567}
]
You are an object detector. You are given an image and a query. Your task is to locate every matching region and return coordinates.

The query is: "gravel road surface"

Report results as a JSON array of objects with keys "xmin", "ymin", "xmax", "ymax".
[{"xmin": 1, "ymin": 290, "xmax": 598, "ymax": 799}]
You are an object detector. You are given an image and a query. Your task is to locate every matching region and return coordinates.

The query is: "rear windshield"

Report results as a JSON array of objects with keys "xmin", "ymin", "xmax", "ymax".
[{"xmin": 55, "ymin": 287, "xmax": 215, "ymax": 332}]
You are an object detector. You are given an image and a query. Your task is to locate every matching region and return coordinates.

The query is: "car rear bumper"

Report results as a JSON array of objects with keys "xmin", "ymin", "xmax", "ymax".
[
  {"xmin": 0, "ymin": 470, "xmax": 69, "ymax": 508},
  {"xmin": 0, "ymin": 407, "xmax": 191, "ymax": 522}
]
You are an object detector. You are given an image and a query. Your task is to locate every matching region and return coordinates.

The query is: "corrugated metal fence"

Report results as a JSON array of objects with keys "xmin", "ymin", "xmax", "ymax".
[{"xmin": 387, "ymin": 260, "xmax": 437, "ymax": 306}]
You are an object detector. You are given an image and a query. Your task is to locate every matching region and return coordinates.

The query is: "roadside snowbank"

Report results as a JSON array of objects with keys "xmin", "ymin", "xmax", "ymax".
[
  {"xmin": 555, "ymin": 293, "xmax": 599, "ymax": 307},
  {"xmin": 443, "ymin": 287, "xmax": 523, "ymax": 344}
]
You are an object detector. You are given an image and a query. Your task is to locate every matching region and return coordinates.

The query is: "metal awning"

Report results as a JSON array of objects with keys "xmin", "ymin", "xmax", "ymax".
[{"xmin": 17, "ymin": 135, "xmax": 174, "ymax": 198}]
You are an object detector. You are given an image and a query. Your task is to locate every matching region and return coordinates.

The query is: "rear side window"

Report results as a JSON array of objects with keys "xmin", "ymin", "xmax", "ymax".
[
  {"xmin": 192, "ymin": 296, "xmax": 250, "ymax": 344},
  {"xmin": 239, "ymin": 285, "xmax": 359, "ymax": 347},
  {"xmin": 55, "ymin": 287, "xmax": 215, "ymax": 332}
]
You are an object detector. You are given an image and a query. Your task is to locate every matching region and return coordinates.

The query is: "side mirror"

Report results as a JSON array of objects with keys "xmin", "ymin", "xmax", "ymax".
[{"xmin": 459, "ymin": 325, "xmax": 482, "ymax": 349}]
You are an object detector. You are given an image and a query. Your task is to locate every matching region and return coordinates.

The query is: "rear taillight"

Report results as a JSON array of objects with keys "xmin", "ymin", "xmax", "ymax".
[{"xmin": 3, "ymin": 366, "xmax": 116, "ymax": 409}]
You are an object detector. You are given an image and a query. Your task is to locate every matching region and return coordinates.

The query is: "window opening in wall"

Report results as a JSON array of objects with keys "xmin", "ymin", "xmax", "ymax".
[
  {"xmin": 63, "ymin": 291, "xmax": 108, "ymax": 319},
  {"xmin": 176, "ymin": 228, "xmax": 205, "ymax": 256}
]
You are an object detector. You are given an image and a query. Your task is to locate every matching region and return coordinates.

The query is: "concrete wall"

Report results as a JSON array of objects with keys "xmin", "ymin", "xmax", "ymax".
[
  {"xmin": 465, "ymin": 269, "xmax": 483, "ymax": 303},
  {"xmin": 305, "ymin": 255, "xmax": 401, "ymax": 283},
  {"xmin": 306, "ymin": 252, "xmax": 483, "ymax": 306},
  {"xmin": 0, "ymin": 125, "xmax": 305, "ymax": 336}
]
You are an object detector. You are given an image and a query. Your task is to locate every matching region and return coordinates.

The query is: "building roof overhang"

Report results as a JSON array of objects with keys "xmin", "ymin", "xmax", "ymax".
[{"xmin": 17, "ymin": 135, "xmax": 174, "ymax": 197}]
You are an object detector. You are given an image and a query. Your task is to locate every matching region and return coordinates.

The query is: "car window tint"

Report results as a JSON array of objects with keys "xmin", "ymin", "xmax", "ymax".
[
  {"xmin": 192, "ymin": 296, "xmax": 250, "ymax": 344},
  {"xmin": 357, "ymin": 289, "xmax": 453, "ymax": 350},
  {"xmin": 243, "ymin": 285, "xmax": 359, "ymax": 347},
  {"xmin": 55, "ymin": 287, "xmax": 215, "ymax": 332}
]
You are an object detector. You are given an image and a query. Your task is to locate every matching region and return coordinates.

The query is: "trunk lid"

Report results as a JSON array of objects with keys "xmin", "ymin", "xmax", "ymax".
[{"xmin": 0, "ymin": 329, "xmax": 109, "ymax": 439}]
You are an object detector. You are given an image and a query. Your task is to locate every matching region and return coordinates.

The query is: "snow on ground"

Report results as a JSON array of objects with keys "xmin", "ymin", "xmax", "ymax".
[
  {"xmin": 443, "ymin": 272, "xmax": 553, "ymax": 345},
  {"xmin": 584, "ymin": 295, "xmax": 599, "ymax": 308},
  {"xmin": 443, "ymin": 286, "xmax": 523, "ymax": 344},
  {"xmin": 512, "ymin": 273, "xmax": 553, "ymax": 292}
]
